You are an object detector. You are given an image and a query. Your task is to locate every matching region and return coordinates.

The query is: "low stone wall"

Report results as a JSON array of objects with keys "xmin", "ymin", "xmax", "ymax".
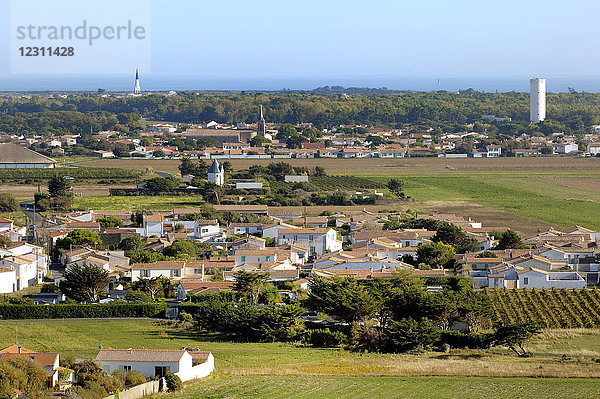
[{"xmin": 104, "ymin": 379, "xmax": 163, "ymax": 399}]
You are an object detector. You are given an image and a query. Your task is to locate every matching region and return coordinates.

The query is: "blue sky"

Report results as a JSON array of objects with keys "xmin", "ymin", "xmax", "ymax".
[{"xmin": 0, "ymin": 0, "xmax": 599, "ymax": 89}]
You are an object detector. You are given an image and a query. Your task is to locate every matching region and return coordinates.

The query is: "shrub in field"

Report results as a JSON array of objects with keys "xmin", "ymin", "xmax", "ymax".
[
  {"xmin": 164, "ymin": 372, "xmax": 183, "ymax": 392},
  {"xmin": 304, "ymin": 328, "xmax": 348, "ymax": 348},
  {"xmin": 124, "ymin": 371, "xmax": 147, "ymax": 386},
  {"xmin": 439, "ymin": 330, "xmax": 493, "ymax": 349}
]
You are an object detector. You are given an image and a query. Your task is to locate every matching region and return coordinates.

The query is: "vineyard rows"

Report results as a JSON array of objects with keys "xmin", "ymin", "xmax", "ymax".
[
  {"xmin": 484, "ymin": 288, "xmax": 600, "ymax": 328},
  {"xmin": 0, "ymin": 167, "xmax": 143, "ymax": 180}
]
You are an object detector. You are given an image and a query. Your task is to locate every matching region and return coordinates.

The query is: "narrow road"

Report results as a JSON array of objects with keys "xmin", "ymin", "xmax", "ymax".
[{"xmin": 19, "ymin": 200, "xmax": 44, "ymax": 223}]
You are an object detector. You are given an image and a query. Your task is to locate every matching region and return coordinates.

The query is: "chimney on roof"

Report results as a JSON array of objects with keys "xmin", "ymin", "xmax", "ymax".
[{"xmin": 18, "ymin": 346, "xmax": 22, "ymax": 354}]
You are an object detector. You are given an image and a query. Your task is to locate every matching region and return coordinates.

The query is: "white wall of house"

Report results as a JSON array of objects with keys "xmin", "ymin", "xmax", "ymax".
[
  {"xmin": 518, "ymin": 270, "xmax": 585, "ymax": 289},
  {"xmin": 175, "ymin": 353, "xmax": 214, "ymax": 382},
  {"xmin": 131, "ymin": 267, "xmax": 184, "ymax": 281},
  {"xmin": 0, "ymin": 258, "xmax": 37, "ymax": 290},
  {"xmin": 143, "ymin": 221, "xmax": 164, "ymax": 237},
  {"xmin": 234, "ymin": 252, "xmax": 277, "ymax": 266},
  {"xmin": 194, "ymin": 223, "xmax": 220, "ymax": 239},
  {"xmin": 278, "ymin": 229, "xmax": 341, "ymax": 256},
  {"xmin": 0, "ymin": 269, "xmax": 17, "ymax": 293},
  {"xmin": 99, "ymin": 354, "xmax": 191, "ymax": 378}
]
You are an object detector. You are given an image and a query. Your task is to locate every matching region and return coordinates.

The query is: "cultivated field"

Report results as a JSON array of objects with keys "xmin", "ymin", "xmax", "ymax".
[
  {"xmin": 485, "ymin": 288, "xmax": 600, "ymax": 329},
  {"xmin": 161, "ymin": 375, "xmax": 600, "ymax": 399},
  {"xmin": 69, "ymin": 157, "xmax": 600, "ymax": 235},
  {"xmin": 77, "ymin": 157, "xmax": 600, "ymax": 176},
  {"xmin": 2, "ymin": 320, "xmax": 600, "ymax": 375}
]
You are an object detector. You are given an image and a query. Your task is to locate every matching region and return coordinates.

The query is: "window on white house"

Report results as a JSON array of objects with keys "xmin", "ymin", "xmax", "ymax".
[
  {"xmin": 171, "ymin": 269, "xmax": 180, "ymax": 277},
  {"xmin": 309, "ymin": 235, "xmax": 313, "ymax": 241},
  {"xmin": 194, "ymin": 268, "xmax": 202, "ymax": 274},
  {"xmin": 523, "ymin": 277, "xmax": 529, "ymax": 285},
  {"xmin": 122, "ymin": 365, "xmax": 131, "ymax": 371},
  {"xmin": 266, "ymin": 256, "xmax": 271, "ymax": 262},
  {"xmin": 141, "ymin": 270, "xmax": 150, "ymax": 278},
  {"xmin": 241, "ymin": 256, "xmax": 246, "ymax": 262}
]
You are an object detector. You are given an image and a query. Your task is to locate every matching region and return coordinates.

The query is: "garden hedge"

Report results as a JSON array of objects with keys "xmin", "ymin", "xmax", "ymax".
[{"xmin": 0, "ymin": 302, "xmax": 166, "ymax": 319}]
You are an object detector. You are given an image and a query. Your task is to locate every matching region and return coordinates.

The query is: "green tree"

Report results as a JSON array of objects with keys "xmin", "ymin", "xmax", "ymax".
[
  {"xmin": 0, "ymin": 193, "xmax": 19, "ymax": 212},
  {"xmin": 234, "ymin": 271, "xmax": 271, "ymax": 304},
  {"xmin": 60, "ymin": 262, "xmax": 109, "ymax": 302},
  {"xmin": 98, "ymin": 216, "xmax": 123, "ymax": 228},
  {"xmin": 492, "ymin": 322, "xmax": 542, "ymax": 357},
  {"xmin": 153, "ymin": 150, "xmax": 166, "ymax": 158},
  {"xmin": 179, "ymin": 157, "xmax": 208, "ymax": 176},
  {"xmin": 191, "ymin": 179, "xmax": 222, "ymax": 204},
  {"xmin": 385, "ymin": 317, "xmax": 440, "ymax": 352},
  {"xmin": 55, "ymin": 229, "xmax": 102, "ymax": 250},
  {"xmin": 386, "ymin": 178, "xmax": 405, "ymax": 198},
  {"xmin": 305, "ymin": 277, "xmax": 381, "ymax": 324},
  {"xmin": 250, "ymin": 135, "xmax": 271, "ymax": 147},
  {"xmin": 136, "ymin": 277, "xmax": 163, "ymax": 300},
  {"xmin": 48, "ymin": 176, "xmax": 72, "ymax": 197},
  {"xmin": 0, "ymin": 236, "xmax": 12, "ymax": 249},
  {"xmin": 416, "ymin": 242, "xmax": 456, "ymax": 269},
  {"xmin": 494, "ymin": 229, "xmax": 527, "ymax": 250},
  {"xmin": 129, "ymin": 250, "xmax": 166, "ymax": 264},
  {"xmin": 144, "ymin": 176, "xmax": 179, "ymax": 193},
  {"xmin": 118, "ymin": 236, "xmax": 143, "ymax": 251},
  {"xmin": 163, "ymin": 239, "xmax": 196, "ymax": 259},
  {"xmin": 314, "ymin": 166, "xmax": 326, "ymax": 176}
]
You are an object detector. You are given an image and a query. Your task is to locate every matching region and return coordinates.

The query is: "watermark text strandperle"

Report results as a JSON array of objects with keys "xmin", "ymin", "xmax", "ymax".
[{"xmin": 15, "ymin": 20, "xmax": 146, "ymax": 45}]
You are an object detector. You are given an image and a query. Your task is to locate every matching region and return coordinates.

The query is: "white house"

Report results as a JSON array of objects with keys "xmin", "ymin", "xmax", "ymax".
[
  {"xmin": 95, "ymin": 349, "xmax": 214, "ymax": 382},
  {"xmin": 262, "ymin": 222, "xmax": 297, "ymax": 243},
  {"xmin": 143, "ymin": 214, "xmax": 164, "ymax": 237},
  {"xmin": 486, "ymin": 145, "xmax": 502, "ymax": 157},
  {"xmin": 131, "ymin": 261, "xmax": 185, "ymax": 281},
  {"xmin": 517, "ymin": 268, "xmax": 585, "ymax": 289},
  {"xmin": 230, "ymin": 223, "xmax": 263, "ymax": 236},
  {"xmin": 587, "ymin": 142, "xmax": 600, "ymax": 155},
  {"xmin": 0, "ymin": 267, "xmax": 17, "ymax": 293},
  {"xmin": 284, "ymin": 175, "xmax": 309, "ymax": 183},
  {"xmin": 0, "ymin": 255, "xmax": 37, "ymax": 290},
  {"xmin": 234, "ymin": 248, "xmax": 278, "ymax": 266},
  {"xmin": 552, "ymin": 143, "xmax": 578, "ymax": 154},
  {"xmin": 278, "ymin": 228, "xmax": 342, "ymax": 257},
  {"xmin": 193, "ymin": 220, "xmax": 220, "ymax": 240}
]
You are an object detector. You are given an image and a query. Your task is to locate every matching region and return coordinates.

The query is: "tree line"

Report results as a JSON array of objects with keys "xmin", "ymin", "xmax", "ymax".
[{"xmin": 1, "ymin": 91, "xmax": 600, "ymax": 134}]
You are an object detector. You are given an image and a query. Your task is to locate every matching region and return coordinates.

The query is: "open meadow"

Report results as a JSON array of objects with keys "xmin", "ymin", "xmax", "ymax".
[
  {"xmin": 1, "ymin": 320, "xmax": 600, "ymax": 398},
  {"xmin": 69, "ymin": 157, "xmax": 600, "ymax": 235}
]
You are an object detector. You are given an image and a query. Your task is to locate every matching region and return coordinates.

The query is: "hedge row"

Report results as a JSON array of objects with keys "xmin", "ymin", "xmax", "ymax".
[
  {"xmin": 0, "ymin": 167, "xmax": 143, "ymax": 180},
  {"xmin": 0, "ymin": 303, "xmax": 166, "ymax": 319},
  {"xmin": 439, "ymin": 330, "xmax": 493, "ymax": 349}
]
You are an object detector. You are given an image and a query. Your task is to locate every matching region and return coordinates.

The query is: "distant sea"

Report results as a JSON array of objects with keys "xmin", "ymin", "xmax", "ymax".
[{"xmin": 1, "ymin": 74, "xmax": 600, "ymax": 93}]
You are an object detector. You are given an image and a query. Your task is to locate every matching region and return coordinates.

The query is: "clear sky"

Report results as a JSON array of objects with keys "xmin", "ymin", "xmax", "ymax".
[{"xmin": 0, "ymin": 0, "xmax": 599, "ymax": 90}]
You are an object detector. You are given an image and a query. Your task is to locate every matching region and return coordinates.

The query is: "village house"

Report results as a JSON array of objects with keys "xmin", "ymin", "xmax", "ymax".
[
  {"xmin": 278, "ymin": 228, "xmax": 342, "ymax": 257},
  {"xmin": 95, "ymin": 349, "xmax": 214, "ymax": 382},
  {"xmin": 131, "ymin": 261, "xmax": 185, "ymax": 281}
]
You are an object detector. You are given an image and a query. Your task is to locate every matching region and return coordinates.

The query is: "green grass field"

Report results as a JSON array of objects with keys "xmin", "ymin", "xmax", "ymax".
[
  {"xmin": 3, "ymin": 319, "xmax": 600, "ymax": 399},
  {"xmin": 368, "ymin": 173, "xmax": 600, "ymax": 230},
  {"xmin": 164, "ymin": 375, "xmax": 600, "ymax": 399}
]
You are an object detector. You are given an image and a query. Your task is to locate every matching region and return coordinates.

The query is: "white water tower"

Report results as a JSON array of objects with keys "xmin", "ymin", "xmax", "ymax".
[{"xmin": 530, "ymin": 78, "xmax": 546, "ymax": 123}]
